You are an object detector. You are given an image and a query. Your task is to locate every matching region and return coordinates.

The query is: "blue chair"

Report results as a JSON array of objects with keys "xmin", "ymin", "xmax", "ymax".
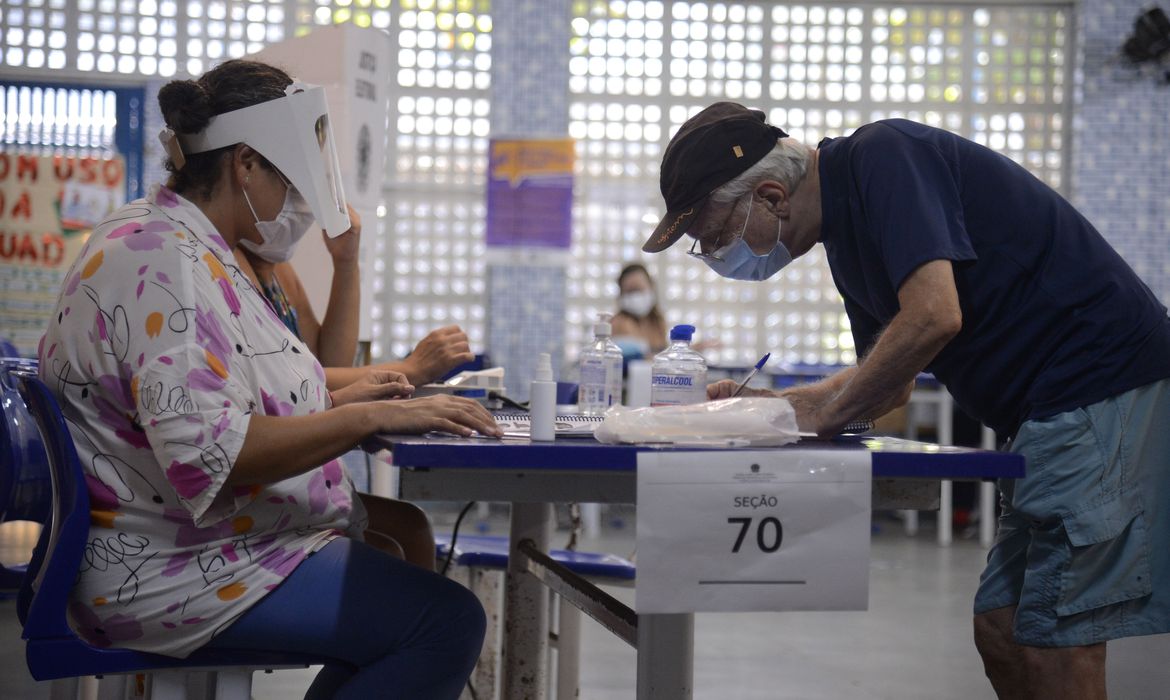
[
  {"xmin": 15, "ymin": 372, "xmax": 348, "ymax": 698},
  {"xmin": 437, "ymin": 533, "xmax": 635, "ymax": 582},
  {"xmin": 1, "ymin": 358, "xmax": 49, "ymax": 597},
  {"xmin": 438, "ymin": 352, "xmax": 489, "ymax": 382},
  {"xmin": 436, "ymin": 532, "xmax": 635, "ymax": 699},
  {"xmin": 0, "ymin": 337, "xmax": 20, "ymax": 358},
  {"xmin": 555, "ymin": 381, "xmax": 579, "ymax": 405}
]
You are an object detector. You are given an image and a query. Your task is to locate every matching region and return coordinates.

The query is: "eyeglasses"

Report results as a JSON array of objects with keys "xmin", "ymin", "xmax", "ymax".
[{"xmin": 686, "ymin": 193, "xmax": 754, "ymax": 264}]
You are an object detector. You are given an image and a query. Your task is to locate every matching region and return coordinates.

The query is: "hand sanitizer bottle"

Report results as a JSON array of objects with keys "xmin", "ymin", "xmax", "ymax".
[
  {"xmin": 530, "ymin": 352, "xmax": 557, "ymax": 441},
  {"xmin": 578, "ymin": 312, "xmax": 624, "ymax": 416},
  {"xmin": 651, "ymin": 324, "xmax": 708, "ymax": 406}
]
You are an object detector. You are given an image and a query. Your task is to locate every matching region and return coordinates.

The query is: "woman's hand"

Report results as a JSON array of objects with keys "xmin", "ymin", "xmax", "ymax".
[
  {"xmin": 373, "ymin": 395, "xmax": 502, "ymax": 438},
  {"xmin": 400, "ymin": 325, "xmax": 476, "ymax": 386},
  {"xmin": 330, "ymin": 369, "xmax": 414, "ymax": 407},
  {"xmin": 706, "ymin": 379, "xmax": 776, "ymax": 401},
  {"xmin": 324, "ymin": 204, "xmax": 362, "ymax": 265}
]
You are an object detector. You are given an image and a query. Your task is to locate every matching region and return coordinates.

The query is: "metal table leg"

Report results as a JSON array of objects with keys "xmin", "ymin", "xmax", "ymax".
[
  {"xmin": 502, "ymin": 502, "xmax": 553, "ymax": 700},
  {"xmin": 979, "ymin": 426, "xmax": 998, "ymax": 547},
  {"xmin": 636, "ymin": 613, "xmax": 693, "ymax": 700},
  {"xmin": 555, "ymin": 596, "xmax": 582, "ymax": 700},
  {"xmin": 937, "ymin": 391, "xmax": 954, "ymax": 546}
]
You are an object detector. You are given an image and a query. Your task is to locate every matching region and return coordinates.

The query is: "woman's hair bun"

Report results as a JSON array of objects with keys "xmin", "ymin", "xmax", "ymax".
[{"xmin": 158, "ymin": 79, "xmax": 213, "ymax": 134}]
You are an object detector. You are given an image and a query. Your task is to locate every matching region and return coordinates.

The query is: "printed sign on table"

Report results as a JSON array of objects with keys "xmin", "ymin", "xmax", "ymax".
[
  {"xmin": 636, "ymin": 449, "xmax": 872, "ymax": 614},
  {"xmin": 486, "ymin": 138, "xmax": 574, "ymax": 248},
  {"xmin": 0, "ymin": 153, "xmax": 125, "ymax": 356}
]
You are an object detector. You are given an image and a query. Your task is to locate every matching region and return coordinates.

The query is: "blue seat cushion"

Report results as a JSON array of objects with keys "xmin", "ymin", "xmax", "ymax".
[{"xmin": 435, "ymin": 534, "xmax": 635, "ymax": 581}]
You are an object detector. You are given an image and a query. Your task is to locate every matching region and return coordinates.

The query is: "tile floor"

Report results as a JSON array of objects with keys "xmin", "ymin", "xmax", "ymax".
[{"xmin": 2, "ymin": 515, "xmax": 1169, "ymax": 699}]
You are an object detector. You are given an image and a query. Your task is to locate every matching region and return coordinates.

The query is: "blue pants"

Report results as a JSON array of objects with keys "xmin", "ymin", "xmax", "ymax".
[{"xmin": 205, "ymin": 538, "xmax": 486, "ymax": 699}]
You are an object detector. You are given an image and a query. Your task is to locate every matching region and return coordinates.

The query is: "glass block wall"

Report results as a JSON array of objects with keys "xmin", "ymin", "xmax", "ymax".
[
  {"xmin": 3, "ymin": 0, "xmax": 1077, "ymax": 370},
  {"xmin": 1072, "ymin": 1, "xmax": 1170, "ymax": 308},
  {"xmin": 378, "ymin": 1, "xmax": 493, "ymax": 360},
  {"xmin": 1, "ymin": 85, "xmax": 118, "ymax": 149},
  {"xmin": 567, "ymin": 1, "xmax": 1073, "ymax": 367}
]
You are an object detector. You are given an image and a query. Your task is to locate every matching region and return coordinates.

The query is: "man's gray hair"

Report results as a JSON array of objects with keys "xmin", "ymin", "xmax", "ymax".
[{"xmin": 709, "ymin": 138, "xmax": 812, "ymax": 204}]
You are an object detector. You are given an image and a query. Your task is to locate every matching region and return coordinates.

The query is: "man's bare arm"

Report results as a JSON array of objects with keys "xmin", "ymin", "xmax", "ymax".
[{"xmin": 806, "ymin": 259, "xmax": 961, "ymax": 435}]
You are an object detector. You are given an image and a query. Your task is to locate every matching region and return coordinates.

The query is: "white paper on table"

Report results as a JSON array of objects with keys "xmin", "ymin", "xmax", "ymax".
[{"xmin": 636, "ymin": 449, "xmax": 872, "ymax": 614}]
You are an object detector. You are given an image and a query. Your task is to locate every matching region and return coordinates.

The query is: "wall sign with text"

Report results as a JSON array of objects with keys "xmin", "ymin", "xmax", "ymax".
[
  {"xmin": 486, "ymin": 138, "xmax": 574, "ymax": 249},
  {"xmin": 0, "ymin": 153, "xmax": 124, "ymax": 356}
]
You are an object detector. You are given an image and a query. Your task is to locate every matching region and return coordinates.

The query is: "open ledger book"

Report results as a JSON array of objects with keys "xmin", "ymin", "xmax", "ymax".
[{"xmin": 492, "ymin": 412, "xmax": 604, "ymax": 438}]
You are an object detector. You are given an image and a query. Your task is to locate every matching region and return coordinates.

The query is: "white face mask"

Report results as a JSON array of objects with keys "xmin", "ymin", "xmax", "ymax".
[
  {"xmin": 619, "ymin": 290, "xmax": 656, "ymax": 317},
  {"xmin": 689, "ymin": 196, "xmax": 793, "ymax": 282},
  {"xmin": 240, "ymin": 176, "xmax": 316, "ymax": 263}
]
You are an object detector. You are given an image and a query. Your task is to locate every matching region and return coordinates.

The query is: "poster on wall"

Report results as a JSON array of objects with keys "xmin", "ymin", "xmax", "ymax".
[
  {"xmin": 486, "ymin": 138, "xmax": 575, "ymax": 249},
  {"xmin": 0, "ymin": 153, "xmax": 125, "ymax": 356}
]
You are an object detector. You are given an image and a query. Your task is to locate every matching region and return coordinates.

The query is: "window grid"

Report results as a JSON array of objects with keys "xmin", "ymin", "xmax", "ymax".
[
  {"xmin": 3, "ymin": 0, "xmax": 491, "ymax": 364},
  {"xmin": 1, "ymin": 85, "xmax": 119, "ymax": 151},
  {"xmin": 5, "ymin": 1, "xmax": 1073, "ymax": 371},
  {"xmin": 375, "ymin": 0, "xmax": 492, "ymax": 361},
  {"xmin": 569, "ymin": 1, "xmax": 1072, "ymax": 368}
]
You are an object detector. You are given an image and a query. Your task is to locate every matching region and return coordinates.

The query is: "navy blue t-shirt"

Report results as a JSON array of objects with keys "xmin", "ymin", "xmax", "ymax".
[{"xmin": 818, "ymin": 119, "xmax": 1170, "ymax": 436}]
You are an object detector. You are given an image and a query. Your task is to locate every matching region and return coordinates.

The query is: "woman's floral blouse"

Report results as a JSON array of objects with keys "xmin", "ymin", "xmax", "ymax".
[{"xmin": 38, "ymin": 185, "xmax": 365, "ymax": 657}]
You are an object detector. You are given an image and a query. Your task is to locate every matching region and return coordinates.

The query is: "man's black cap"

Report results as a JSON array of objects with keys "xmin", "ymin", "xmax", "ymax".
[{"xmin": 642, "ymin": 102, "xmax": 787, "ymax": 253}]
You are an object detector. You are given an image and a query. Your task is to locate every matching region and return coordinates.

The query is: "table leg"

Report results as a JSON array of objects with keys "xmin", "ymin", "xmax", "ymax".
[
  {"xmin": 979, "ymin": 425, "xmax": 998, "ymax": 547},
  {"xmin": 581, "ymin": 502, "xmax": 602, "ymax": 539},
  {"xmin": 901, "ymin": 397, "xmax": 923, "ymax": 537},
  {"xmin": 636, "ymin": 613, "xmax": 693, "ymax": 700},
  {"xmin": 502, "ymin": 502, "xmax": 553, "ymax": 700},
  {"xmin": 937, "ymin": 391, "xmax": 954, "ymax": 546},
  {"xmin": 938, "ymin": 480, "xmax": 953, "ymax": 545},
  {"xmin": 555, "ymin": 596, "xmax": 582, "ymax": 700}
]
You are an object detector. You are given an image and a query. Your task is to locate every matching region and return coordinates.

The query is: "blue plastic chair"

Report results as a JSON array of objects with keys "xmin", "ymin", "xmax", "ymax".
[
  {"xmin": 437, "ymin": 533, "xmax": 635, "ymax": 582},
  {"xmin": 555, "ymin": 381, "xmax": 579, "ymax": 405},
  {"xmin": 435, "ymin": 531, "xmax": 635, "ymax": 698},
  {"xmin": 1, "ymin": 358, "xmax": 49, "ymax": 596},
  {"xmin": 16, "ymin": 373, "xmax": 348, "ymax": 698},
  {"xmin": 0, "ymin": 338, "xmax": 21, "ymax": 358}
]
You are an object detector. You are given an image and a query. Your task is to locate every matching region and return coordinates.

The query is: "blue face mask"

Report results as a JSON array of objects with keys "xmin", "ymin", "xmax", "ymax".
[{"xmin": 689, "ymin": 196, "xmax": 793, "ymax": 281}]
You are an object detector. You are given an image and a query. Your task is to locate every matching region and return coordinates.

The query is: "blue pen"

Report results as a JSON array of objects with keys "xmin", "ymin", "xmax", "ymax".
[{"xmin": 730, "ymin": 352, "xmax": 771, "ymax": 398}]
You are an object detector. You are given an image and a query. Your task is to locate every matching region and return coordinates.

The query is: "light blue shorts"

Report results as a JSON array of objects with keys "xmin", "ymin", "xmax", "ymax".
[{"xmin": 973, "ymin": 378, "xmax": 1170, "ymax": 647}]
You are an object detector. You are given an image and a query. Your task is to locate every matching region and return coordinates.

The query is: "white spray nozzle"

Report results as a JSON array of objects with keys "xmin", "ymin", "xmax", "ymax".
[
  {"xmin": 594, "ymin": 311, "xmax": 613, "ymax": 337},
  {"xmin": 535, "ymin": 352, "xmax": 554, "ymax": 382}
]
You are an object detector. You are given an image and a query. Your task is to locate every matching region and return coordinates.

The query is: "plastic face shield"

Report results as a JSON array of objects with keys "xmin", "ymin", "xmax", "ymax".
[{"xmin": 179, "ymin": 83, "xmax": 350, "ymax": 237}]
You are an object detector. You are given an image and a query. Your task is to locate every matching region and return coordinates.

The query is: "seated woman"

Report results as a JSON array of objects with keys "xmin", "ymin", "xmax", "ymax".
[
  {"xmin": 38, "ymin": 59, "xmax": 499, "ymax": 699},
  {"xmin": 611, "ymin": 262, "xmax": 669, "ymax": 357},
  {"xmin": 232, "ymin": 197, "xmax": 472, "ymax": 567}
]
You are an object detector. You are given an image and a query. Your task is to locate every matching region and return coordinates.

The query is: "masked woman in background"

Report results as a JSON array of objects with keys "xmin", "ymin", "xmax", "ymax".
[
  {"xmin": 39, "ymin": 59, "xmax": 497, "ymax": 699},
  {"xmin": 611, "ymin": 262, "xmax": 669, "ymax": 358}
]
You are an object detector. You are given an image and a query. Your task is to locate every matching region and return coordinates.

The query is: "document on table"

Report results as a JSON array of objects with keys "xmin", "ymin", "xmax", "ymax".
[{"xmin": 491, "ymin": 412, "xmax": 604, "ymax": 438}]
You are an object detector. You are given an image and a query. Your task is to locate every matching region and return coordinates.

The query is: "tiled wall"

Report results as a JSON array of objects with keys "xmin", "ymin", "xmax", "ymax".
[
  {"xmin": 142, "ymin": 81, "xmax": 166, "ymax": 194},
  {"xmin": 486, "ymin": 0, "xmax": 572, "ymax": 402},
  {"xmin": 1072, "ymin": 1, "xmax": 1170, "ymax": 306}
]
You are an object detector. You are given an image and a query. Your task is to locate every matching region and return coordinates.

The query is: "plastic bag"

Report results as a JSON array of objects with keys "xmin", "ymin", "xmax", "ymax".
[{"xmin": 594, "ymin": 397, "xmax": 799, "ymax": 447}]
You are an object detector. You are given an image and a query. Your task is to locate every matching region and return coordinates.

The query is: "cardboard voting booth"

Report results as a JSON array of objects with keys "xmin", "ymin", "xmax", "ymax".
[{"xmin": 251, "ymin": 25, "xmax": 391, "ymax": 343}]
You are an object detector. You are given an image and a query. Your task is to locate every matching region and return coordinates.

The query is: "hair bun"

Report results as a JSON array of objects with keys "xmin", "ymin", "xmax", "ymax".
[{"xmin": 158, "ymin": 79, "xmax": 213, "ymax": 134}]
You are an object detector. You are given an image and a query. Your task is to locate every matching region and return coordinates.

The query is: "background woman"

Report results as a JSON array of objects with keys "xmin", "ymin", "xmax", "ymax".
[{"xmin": 611, "ymin": 262, "xmax": 669, "ymax": 356}]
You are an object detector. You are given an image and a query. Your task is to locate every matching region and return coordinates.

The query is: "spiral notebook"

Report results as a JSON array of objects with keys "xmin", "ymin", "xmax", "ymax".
[{"xmin": 492, "ymin": 412, "xmax": 605, "ymax": 438}]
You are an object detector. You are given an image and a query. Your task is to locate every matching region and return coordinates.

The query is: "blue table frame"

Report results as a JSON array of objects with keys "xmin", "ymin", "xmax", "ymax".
[{"xmin": 377, "ymin": 435, "xmax": 1023, "ymax": 700}]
